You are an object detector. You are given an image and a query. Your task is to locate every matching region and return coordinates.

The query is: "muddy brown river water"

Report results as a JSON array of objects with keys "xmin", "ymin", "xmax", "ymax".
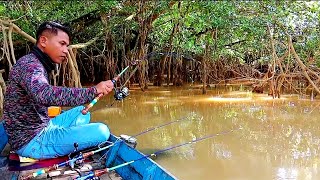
[{"xmin": 90, "ymin": 85, "xmax": 320, "ymax": 180}]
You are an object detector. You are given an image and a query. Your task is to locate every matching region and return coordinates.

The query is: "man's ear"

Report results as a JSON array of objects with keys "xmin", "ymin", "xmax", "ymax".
[{"xmin": 38, "ymin": 36, "xmax": 48, "ymax": 48}]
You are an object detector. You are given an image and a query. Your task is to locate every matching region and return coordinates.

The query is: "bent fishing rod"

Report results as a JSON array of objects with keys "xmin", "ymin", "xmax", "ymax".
[
  {"xmin": 21, "ymin": 113, "xmax": 200, "ymax": 180},
  {"xmin": 75, "ymin": 127, "xmax": 242, "ymax": 180}
]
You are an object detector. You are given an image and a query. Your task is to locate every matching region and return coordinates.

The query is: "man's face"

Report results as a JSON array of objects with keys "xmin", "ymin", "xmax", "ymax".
[{"xmin": 40, "ymin": 29, "xmax": 70, "ymax": 64}]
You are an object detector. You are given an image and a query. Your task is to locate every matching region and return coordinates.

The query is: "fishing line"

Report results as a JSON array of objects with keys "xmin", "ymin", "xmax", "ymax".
[
  {"xmin": 94, "ymin": 51, "xmax": 195, "ymax": 109},
  {"xmin": 97, "ymin": 112, "xmax": 202, "ymax": 160}
]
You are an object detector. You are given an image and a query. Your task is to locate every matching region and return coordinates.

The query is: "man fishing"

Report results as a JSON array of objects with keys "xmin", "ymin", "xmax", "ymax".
[{"xmin": 2, "ymin": 21, "xmax": 114, "ymax": 159}]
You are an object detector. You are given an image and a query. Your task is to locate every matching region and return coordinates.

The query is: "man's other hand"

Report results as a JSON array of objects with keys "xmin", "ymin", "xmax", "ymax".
[{"xmin": 95, "ymin": 80, "xmax": 114, "ymax": 95}]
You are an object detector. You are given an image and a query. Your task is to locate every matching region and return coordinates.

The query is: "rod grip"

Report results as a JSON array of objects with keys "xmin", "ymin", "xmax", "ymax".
[
  {"xmin": 82, "ymin": 77, "xmax": 118, "ymax": 115},
  {"xmin": 82, "ymin": 94, "xmax": 103, "ymax": 115}
]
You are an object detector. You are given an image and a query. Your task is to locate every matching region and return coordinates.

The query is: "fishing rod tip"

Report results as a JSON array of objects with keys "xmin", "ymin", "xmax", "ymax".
[{"xmin": 150, "ymin": 153, "xmax": 156, "ymax": 158}]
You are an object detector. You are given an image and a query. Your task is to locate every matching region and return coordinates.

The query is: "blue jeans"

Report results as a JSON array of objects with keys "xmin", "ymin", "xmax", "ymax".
[
  {"xmin": 16, "ymin": 106, "xmax": 110, "ymax": 159},
  {"xmin": 0, "ymin": 121, "xmax": 8, "ymax": 153}
]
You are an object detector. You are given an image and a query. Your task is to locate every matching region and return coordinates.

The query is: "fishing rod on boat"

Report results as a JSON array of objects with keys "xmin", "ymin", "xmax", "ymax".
[
  {"xmin": 20, "ymin": 141, "xmax": 114, "ymax": 180},
  {"xmin": 101, "ymin": 112, "xmax": 202, "ymax": 150},
  {"xmin": 21, "ymin": 113, "xmax": 200, "ymax": 180},
  {"xmin": 75, "ymin": 127, "xmax": 242, "ymax": 180}
]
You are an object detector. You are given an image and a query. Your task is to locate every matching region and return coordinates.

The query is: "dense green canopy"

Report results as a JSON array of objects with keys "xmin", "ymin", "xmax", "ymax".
[
  {"xmin": 0, "ymin": 1, "xmax": 320, "ymax": 98},
  {"xmin": 1, "ymin": 1, "xmax": 319, "ymax": 62}
]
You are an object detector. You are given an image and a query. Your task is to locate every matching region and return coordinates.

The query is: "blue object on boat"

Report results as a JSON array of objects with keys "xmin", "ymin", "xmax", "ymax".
[
  {"xmin": 0, "ymin": 121, "xmax": 8, "ymax": 153},
  {"xmin": 106, "ymin": 134, "xmax": 176, "ymax": 180}
]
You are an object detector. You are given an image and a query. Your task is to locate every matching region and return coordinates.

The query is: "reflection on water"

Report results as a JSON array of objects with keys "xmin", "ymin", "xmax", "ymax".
[{"xmin": 91, "ymin": 86, "xmax": 320, "ymax": 180}]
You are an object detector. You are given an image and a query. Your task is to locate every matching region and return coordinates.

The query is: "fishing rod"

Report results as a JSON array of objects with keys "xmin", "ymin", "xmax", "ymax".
[
  {"xmin": 81, "ymin": 66, "xmax": 130, "ymax": 115},
  {"xmin": 81, "ymin": 52, "xmax": 153, "ymax": 113},
  {"xmin": 83, "ymin": 52, "xmax": 163, "ymax": 110},
  {"xmin": 21, "ymin": 113, "xmax": 200, "ymax": 180},
  {"xmin": 105, "ymin": 51, "xmax": 192, "ymax": 95},
  {"xmin": 102, "ymin": 112, "xmax": 201, "ymax": 151},
  {"xmin": 133, "ymin": 113, "xmax": 201, "ymax": 137},
  {"xmin": 75, "ymin": 127, "xmax": 242, "ymax": 180},
  {"xmin": 84, "ymin": 51, "xmax": 196, "ymax": 111},
  {"xmin": 119, "ymin": 52, "xmax": 195, "ymax": 86}
]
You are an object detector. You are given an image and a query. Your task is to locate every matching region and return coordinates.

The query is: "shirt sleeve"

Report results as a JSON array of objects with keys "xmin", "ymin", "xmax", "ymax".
[{"xmin": 20, "ymin": 63, "xmax": 97, "ymax": 106}]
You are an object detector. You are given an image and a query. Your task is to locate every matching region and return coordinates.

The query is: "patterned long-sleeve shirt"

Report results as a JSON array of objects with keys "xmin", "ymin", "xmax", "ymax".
[{"xmin": 3, "ymin": 52, "xmax": 97, "ymax": 151}]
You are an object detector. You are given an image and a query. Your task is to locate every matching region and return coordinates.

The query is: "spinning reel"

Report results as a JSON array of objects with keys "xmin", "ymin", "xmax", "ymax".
[
  {"xmin": 111, "ymin": 78, "xmax": 130, "ymax": 101},
  {"xmin": 114, "ymin": 86, "xmax": 129, "ymax": 101}
]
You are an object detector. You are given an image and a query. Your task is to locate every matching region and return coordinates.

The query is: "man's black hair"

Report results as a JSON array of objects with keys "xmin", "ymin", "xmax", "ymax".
[{"xmin": 36, "ymin": 21, "xmax": 71, "ymax": 42}]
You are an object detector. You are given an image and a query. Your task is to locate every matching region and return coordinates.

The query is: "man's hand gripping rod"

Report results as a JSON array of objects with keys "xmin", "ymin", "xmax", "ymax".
[{"xmin": 81, "ymin": 66, "xmax": 130, "ymax": 115}]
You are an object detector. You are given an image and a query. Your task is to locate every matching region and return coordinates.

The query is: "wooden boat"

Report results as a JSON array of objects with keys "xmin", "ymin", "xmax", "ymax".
[{"xmin": 0, "ymin": 121, "xmax": 176, "ymax": 180}]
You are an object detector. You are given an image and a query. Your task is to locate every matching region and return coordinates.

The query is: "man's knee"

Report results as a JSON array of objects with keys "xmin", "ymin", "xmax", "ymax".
[{"xmin": 95, "ymin": 123, "xmax": 110, "ymax": 141}]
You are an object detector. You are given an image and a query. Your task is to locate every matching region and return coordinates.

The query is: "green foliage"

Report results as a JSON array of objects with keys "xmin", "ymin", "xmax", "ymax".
[
  {"xmin": 1, "ymin": 0, "xmax": 320, "ymax": 66},
  {"xmin": 0, "ymin": 0, "xmax": 116, "ymax": 41}
]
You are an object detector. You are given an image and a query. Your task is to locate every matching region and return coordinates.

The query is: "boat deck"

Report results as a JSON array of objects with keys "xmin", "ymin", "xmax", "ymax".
[
  {"xmin": 0, "ymin": 154, "xmax": 122, "ymax": 180},
  {"xmin": 0, "ymin": 168, "xmax": 121, "ymax": 180}
]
